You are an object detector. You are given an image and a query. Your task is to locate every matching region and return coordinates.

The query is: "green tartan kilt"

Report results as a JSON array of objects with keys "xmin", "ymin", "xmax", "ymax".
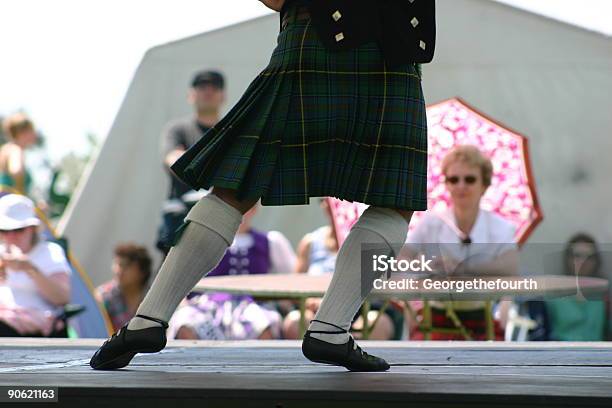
[{"xmin": 172, "ymin": 9, "xmax": 428, "ymax": 211}]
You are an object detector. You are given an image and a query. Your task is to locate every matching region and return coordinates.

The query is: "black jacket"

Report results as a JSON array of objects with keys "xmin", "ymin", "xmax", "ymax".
[{"xmin": 283, "ymin": 0, "xmax": 436, "ymax": 68}]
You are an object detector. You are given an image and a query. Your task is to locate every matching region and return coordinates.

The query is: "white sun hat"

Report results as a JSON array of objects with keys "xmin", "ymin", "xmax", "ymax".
[{"xmin": 0, "ymin": 194, "xmax": 41, "ymax": 230}]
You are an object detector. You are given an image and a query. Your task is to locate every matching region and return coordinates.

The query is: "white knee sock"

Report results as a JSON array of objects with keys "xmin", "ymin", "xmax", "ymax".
[
  {"xmin": 127, "ymin": 194, "xmax": 242, "ymax": 331},
  {"xmin": 308, "ymin": 207, "xmax": 409, "ymax": 344}
]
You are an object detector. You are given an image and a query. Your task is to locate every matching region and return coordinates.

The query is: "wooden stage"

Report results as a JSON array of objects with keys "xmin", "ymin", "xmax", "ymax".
[{"xmin": 0, "ymin": 339, "xmax": 611, "ymax": 407}]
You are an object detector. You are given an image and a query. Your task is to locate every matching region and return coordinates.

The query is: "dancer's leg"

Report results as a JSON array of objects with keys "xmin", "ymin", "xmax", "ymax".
[
  {"xmin": 128, "ymin": 188, "xmax": 257, "ymax": 330},
  {"xmin": 307, "ymin": 207, "xmax": 412, "ymax": 343}
]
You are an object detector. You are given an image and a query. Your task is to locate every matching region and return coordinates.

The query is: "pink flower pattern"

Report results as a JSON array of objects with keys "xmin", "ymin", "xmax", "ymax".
[{"xmin": 328, "ymin": 98, "xmax": 542, "ymax": 246}]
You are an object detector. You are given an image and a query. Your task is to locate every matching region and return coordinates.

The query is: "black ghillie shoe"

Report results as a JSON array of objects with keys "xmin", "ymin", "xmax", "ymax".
[
  {"xmin": 90, "ymin": 314, "xmax": 168, "ymax": 370},
  {"xmin": 301, "ymin": 319, "xmax": 390, "ymax": 372}
]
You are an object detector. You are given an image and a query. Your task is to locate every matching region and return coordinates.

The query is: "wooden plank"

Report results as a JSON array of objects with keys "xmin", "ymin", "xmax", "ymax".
[
  {"xmin": 1, "ymin": 341, "xmax": 612, "ymax": 369},
  {"xmin": 3, "ymin": 368, "xmax": 612, "ymax": 399},
  {"xmin": 0, "ymin": 341, "xmax": 611, "ymax": 407},
  {"xmin": 2, "ymin": 338, "xmax": 612, "ymax": 349}
]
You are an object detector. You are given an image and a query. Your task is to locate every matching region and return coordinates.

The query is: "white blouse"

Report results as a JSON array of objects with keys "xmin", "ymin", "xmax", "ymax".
[
  {"xmin": 1, "ymin": 241, "xmax": 71, "ymax": 313},
  {"xmin": 406, "ymin": 208, "xmax": 517, "ymax": 311},
  {"xmin": 407, "ymin": 207, "xmax": 517, "ymax": 264}
]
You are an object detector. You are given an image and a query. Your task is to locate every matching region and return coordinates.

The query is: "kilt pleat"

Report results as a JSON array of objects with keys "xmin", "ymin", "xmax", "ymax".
[{"xmin": 172, "ymin": 5, "xmax": 428, "ymax": 211}]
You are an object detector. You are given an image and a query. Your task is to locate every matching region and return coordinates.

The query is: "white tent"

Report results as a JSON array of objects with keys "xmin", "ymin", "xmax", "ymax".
[{"xmin": 58, "ymin": 0, "xmax": 612, "ymax": 285}]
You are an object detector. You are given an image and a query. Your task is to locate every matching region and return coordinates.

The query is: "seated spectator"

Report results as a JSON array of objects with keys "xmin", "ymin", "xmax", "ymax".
[
  {"xmin": 168, "ymin": 204, "xmax": 296, "ymax": 340},
  {"xmin": 544, "ymin": 233, "xmax": 610, "ymax": 341},
  {"xmin": 405, "ymin": 145, "xmax": 518, "ymax": 340},
  {"xmin": 283, "ymin": 199, "xmax": 399, "ymax": 340},
  {"xmin": 0, "ymin": 113, "xmax": 37, "ymax": 196},
  {"xmin": 294, "ymin": 200, "xmax": 339, "ymax": 276},
  {"xmin": 96, "ymin": 243, "xmax": 152, "ymax": 332},
  {"xmin": 0, "ymin": 194, "xmax": 71, "ymax": 337}
]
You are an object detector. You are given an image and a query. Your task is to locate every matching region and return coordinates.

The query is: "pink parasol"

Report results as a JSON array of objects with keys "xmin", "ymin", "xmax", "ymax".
[{"xmin": 327, "ymin": 97, "xmax": 543, "ymax": 247}]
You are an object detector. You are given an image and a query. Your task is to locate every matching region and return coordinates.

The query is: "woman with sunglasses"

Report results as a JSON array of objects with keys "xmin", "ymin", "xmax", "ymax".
[
  {"xmin": 0, "ymin": 194, "xmax": 71, "ymax": 337},
  {"xmin": 405, "ymin": 145, "xmax": 519, "ymax": 340}
]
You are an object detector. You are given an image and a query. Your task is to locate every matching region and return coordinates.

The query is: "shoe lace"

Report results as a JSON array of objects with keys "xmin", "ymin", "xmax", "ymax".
[
  {"xmin": 100, "ymin": 315, "xmax": 168, "ymax": 348},
  {"xmin": 308, "ymin": 319, "xmax": 378, "ymax": 362},
  {"xmin": 102, "ymin": 327, "xmax": 123, "ymax": 347},
  {"xmin": 351, "ymin": 337, "xmax": 377, "ymax": 361}
]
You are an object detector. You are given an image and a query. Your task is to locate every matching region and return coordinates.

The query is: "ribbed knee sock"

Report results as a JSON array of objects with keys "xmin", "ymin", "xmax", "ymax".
[
  {"xmin": 127, "ymin": 194, "xmax": 242, "ymax": 331},
  {"xmin": 308, "ymin": 207, "xmax": 409, "ymax": 344}
]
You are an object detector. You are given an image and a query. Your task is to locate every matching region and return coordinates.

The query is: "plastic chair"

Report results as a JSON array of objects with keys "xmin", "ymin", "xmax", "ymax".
[{"xmin": 504, "ymin": 302, "xmax": 537, "ymax": 341}]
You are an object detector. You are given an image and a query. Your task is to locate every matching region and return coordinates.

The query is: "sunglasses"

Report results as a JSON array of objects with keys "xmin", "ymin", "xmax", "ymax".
[
  {"xmin": 445, "ymin": 175, "xmax": 478, "ymax": 185},
  {"xmin": 570, "ymin": 251, "xmax": 596, "ymax": 260}
]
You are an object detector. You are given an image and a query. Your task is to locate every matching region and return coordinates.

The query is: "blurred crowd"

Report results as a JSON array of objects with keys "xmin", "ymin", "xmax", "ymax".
[{"xmin": 0, "ymin": 71, "xmax": 609, "ymax": 342}]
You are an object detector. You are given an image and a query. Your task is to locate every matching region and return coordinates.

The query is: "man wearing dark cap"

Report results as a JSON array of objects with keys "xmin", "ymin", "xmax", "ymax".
[{"xmin": 156, "ymin": 70, "xmax": 226, "ymax": 256}]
